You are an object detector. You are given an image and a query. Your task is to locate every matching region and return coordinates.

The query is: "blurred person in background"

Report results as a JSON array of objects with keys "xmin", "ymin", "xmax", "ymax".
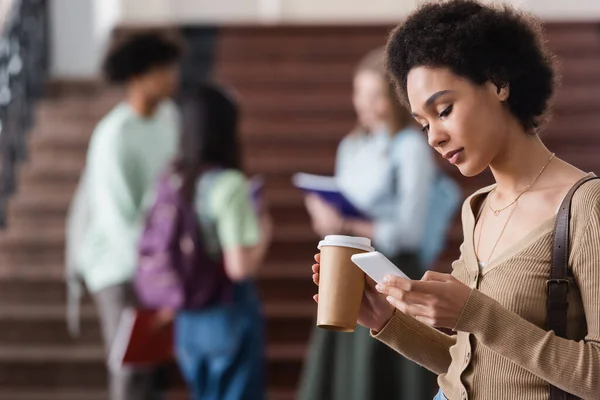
[
  {"xmin": 298, "ymin": 47, "xmax": 441, "ymax": 400},
  {"xmin": 172, "ymin": 83, "xmax": 272, "ymax": 400},
  {"xmin": 72, "ymin": 31, "xmax": 183, "ymax": 400}
]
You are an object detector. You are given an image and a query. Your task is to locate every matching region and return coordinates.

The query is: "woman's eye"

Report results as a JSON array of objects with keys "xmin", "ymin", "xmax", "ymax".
[
  {"xmin": 439, "ymin": 104, "xmax": 453, "ymax": 118},
  {"xmin": 421, "ymin": 125, "xmax": 430, "ymax": 133}
]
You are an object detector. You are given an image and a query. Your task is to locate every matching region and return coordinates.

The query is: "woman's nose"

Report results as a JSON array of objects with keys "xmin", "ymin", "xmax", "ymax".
[{"xmin": 427, "ymin": 126, "xmax": 449, "ymax": 148}]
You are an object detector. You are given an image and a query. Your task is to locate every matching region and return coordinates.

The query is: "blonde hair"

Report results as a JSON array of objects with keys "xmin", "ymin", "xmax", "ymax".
[{"xmin": 353, "ymin": 46, "xmax": 413, "ymax": 135}]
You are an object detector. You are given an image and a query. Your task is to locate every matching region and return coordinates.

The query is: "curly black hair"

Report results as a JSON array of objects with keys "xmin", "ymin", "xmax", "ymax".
[
  {"xmin": 102, "ymin": 30, "xmax": 185, "ymax": 84},
  {"xmin": 386, "ymin": 0, "xmax": 558, "ymax": 130}
]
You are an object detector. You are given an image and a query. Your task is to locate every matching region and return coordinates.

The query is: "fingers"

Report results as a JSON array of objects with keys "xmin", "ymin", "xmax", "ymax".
[
  {"xmin": 312, "ymin": 256, "xmax": 321, "ymax": 286},
  {"xmin": 375, "ymin": 282, "xmax": 432, "ymax": 306},
  {"xmin": 312, "ymin": 263, "xmax": 320, "ymax": 274},
  {"xmin": 305, "ymin": 195, "xmax": 320, "ymax": 210},
  {"xmin": 421, "ymin": 270, "xmax": 453, "ymax": 282},
  {"xmin": 383, "ymin": 276, "xmax": 445, "ymax": 295},
  {"xmin": 311, "ymin": 253, "xmax": 322, "ymax": 303}
]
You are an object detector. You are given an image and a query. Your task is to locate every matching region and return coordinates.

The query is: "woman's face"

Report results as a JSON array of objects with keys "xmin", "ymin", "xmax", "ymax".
[
  {"xmin": 353, "ymin": 70, "xmax": 392, "ymax": 132},
  {"xmin": 407, "ymin": 66, "xmax": 510, "ymax": 177},
  {"xmin": 137, "ymin": 63, "xmax": 180, "ymax": 102}
]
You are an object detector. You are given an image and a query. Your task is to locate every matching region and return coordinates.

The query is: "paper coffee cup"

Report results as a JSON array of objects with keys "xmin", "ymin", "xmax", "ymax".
[{"xmin": 316, "ymin": 235, "xmax": 374, "ymax": 332}]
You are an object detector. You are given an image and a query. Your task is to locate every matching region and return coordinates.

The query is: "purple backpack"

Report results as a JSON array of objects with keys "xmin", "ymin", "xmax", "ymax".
[{"xmin": 133, "ymin": 172, "xmax": 233, "ymax": 310}]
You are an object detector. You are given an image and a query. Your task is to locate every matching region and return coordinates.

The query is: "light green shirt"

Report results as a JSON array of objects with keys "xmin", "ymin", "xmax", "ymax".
[
  {"xmin": 195, "ymin": 169, "xmax": 260, "ymax": 258},
  {"xmin": 80, "ymin": 101, "xmax": 179, "ymax": 293}
]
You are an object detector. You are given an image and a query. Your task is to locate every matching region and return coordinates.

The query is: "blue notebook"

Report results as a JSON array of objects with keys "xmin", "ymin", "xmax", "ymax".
[{"xmin": 292, "ymin": 173, "xmax": 366, "ymax": 219}]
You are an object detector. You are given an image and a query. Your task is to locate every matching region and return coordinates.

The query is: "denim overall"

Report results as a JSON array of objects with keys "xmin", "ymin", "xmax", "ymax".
[{"xmin": 175, "ymin": 282, "xmax": 264, "ymax": 400}]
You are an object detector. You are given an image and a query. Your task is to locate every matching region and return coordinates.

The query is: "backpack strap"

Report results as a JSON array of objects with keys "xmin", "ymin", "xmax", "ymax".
[{"xmin": 548, "ymin": 175, "xmax": 599, "ymax": 400}]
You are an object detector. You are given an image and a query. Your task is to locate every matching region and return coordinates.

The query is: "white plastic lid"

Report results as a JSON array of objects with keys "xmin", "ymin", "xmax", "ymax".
[{"xmin": 317, "ymin": 235, "xmax": 374, "ymax": 252}]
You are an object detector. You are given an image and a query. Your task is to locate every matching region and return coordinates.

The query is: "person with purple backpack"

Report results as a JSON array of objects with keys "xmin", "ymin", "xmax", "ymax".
[{"xmin": 135, "ymin": 82, "xmax": 272, "ymax": 400}]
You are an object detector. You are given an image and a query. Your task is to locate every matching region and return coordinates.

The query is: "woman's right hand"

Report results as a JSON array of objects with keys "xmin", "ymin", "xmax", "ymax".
[{"xmin": 312, "ymin": 253, "xmax": 395, "ymax": 333}]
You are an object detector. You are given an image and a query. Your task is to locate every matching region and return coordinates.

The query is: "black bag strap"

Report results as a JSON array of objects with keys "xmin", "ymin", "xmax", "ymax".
[{"xmin": 548, "ymin": 175, "xmax": 599, "ymax": 400}]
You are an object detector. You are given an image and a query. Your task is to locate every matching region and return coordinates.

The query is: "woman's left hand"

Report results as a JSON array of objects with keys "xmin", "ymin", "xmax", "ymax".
[
  {"xmin": 375, "ymin": 271, "xmax": 472, "ymax": 329},
  {"xmin": 304, "ymin": 194, "xmax": 344, "ymax": 236}
]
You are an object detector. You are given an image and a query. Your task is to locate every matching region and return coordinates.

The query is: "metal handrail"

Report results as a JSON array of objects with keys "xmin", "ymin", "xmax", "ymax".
[{"xmin": 0, "ymin": 0, "xmax": 48, "ymax": 228}]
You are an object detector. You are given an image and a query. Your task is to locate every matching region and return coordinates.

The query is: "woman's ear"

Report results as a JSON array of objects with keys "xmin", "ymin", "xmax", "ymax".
[
  {"xmin": 497, "ymin": 85, "xmax": 509, "ymax": 101},
  {"xmin": 494, "ymin": 83, "xmax": 510, "ymax": 101}
]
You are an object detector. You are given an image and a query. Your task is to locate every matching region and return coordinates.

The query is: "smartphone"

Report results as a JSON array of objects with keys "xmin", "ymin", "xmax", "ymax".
[{"xmin": 351, "ymin": 252, "xmax": 410, "ymax": 284}]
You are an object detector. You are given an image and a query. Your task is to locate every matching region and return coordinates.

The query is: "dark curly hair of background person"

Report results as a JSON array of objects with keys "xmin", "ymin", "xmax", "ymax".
[
  {"xmin": 386, "ymin": 0, "xmax": 559, "ymax": 131},
  {"xmin": 102, "ymin": 31, "xmax": 185, "ymax": 84}
]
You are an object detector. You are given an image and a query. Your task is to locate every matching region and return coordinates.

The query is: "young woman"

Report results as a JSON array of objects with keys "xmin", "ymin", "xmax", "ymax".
[
  {"xmin": 312, "ymin": 1, "xmax": 599, "ymax": 399},
  {"xmin": 174, "ymin": 83, "xmax": 272, "ymax": 400},
  {"xmin": 299, "ymin": 47, "xmax": 440, "ymax": 400}
]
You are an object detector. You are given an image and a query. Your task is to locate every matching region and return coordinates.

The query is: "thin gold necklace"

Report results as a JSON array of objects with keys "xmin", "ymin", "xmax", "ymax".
[
  {"xmin": 488, "ymin": 152, "xmax": 555, "ymax": 217},
  {"xmin": 476, "ymin": 195, "xmax": 518, "ymax": 264}
]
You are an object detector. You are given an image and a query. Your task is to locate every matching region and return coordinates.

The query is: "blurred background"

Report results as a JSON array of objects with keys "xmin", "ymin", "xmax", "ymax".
[{"xmin": 0, "ymin": 0, "xmax": 598, "ymax": 399}]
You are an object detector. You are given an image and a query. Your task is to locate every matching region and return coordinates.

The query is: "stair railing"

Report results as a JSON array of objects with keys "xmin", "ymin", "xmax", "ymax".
[{"xmin": 0, "ymin": 0, "xmax": 48, "ymax": 228}]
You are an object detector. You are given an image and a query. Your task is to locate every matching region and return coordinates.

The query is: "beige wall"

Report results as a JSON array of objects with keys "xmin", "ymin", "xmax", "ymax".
[
  {"xmin": 121, "ymin": 0, "xmax": 263, "ymax": 24},
  {"xmin": 281, "ymin": 0, "xmax": 418, "ymax": 23},
  {"xmin": 118, "ymin": 0, "xmax": 600, "ymax": 23}
]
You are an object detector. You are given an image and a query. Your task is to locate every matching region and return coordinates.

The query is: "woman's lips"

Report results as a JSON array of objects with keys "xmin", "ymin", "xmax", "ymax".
[{"xmin": 444, "ymin": 148, "xmax": 464, "ymax": 165}]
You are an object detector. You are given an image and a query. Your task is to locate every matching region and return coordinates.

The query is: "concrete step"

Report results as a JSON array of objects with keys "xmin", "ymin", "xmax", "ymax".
[
  {"xmin": 214, "ymin": 23, "xmax": 600, "ymax": 62},
  {"xmin": 0, "ymin": 235, "xmax": 321, "ymax": 268},
  {"xmin": 0, "ymin": 260, "xmax": 317, "ymax": 306},
  {"xmin": 16, "ymin": 144, "xmax": 600, "ymax": 191},
  {"xmin": 16, "ymin": 156, "xmax": 336, "ymax": 185},
  {"xmin": 235, "ymin": 83, "xmax": 600, "ymax": 116},
  {"xmin": 6, "ymin": 184, "xmax": 305, "ymax": 226},
  {"xmin": 0, "ymin": 343, "xmax": 305, "ymax": 389},
  {"xmin": 0, "ymin": 388, "xmax": 295, "ymax": 400},
  {"xmin": 0, "ymin": 302, "xmax": 314, "ymax": 348},
  {"xmin": 0, "ymin": 390, "xmax": 189, "ymax": 400},
  {"xmin": 25, "ymin": 111, "xmax": 600, "ymax": 164},
  {"xmin": 0, "ymin": 220, "xmax": 466, "ymax": 270},
  {"xmin": 218, "ymin": 56, "xmax": 600, "ymax": 86}
]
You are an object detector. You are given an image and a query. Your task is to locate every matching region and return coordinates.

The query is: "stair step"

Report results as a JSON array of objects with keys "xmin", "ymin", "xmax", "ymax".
[
  {"xmin": 16, "ymin": 158, "xmax": 334, "ymax": 186},
  {"xmin": 0, "ymin": 264, "xmax": 317, "ymax": 302},
  {"xmin": 0, "ymin": 258, "xmax": 311, "ymax": 280},
  {"xmin": 217, "ymin": 56, "xmax": 600, "ymax": 86},
  {"xmin": 24, "ymin": 113, "xmax": 600, "ymax": 162},
  {"xmin": 0, "ymin": 342, "xmax": 307, "ymax": 364},
  {"xmin": 0, "ymin": 302, "xmax": 314, "ymax": 347},
  {"xmin": 17, "ymin": 146, "xmax": 600, "ymax": 188},
  {"xmin": 7, "ymin": 185, "xmax": 305, "ymax": 221},
  {"xmin": 0, "ymin": 363, "xmax": 301, "ymax": 392},
  {"xmin": 0, "ymin": 224, "xmax": 319, "ymax": 247},
  {"xmin": 0, "ymin": 238, "xmax": 322, "ymax": 267},
  {"xmin": 237, "ymin": 85, "xmax": 600, "ymax": 116},
  {"xmin": 0, "ymin": 389, "xmax": 110, "ymax": 400},
  {"xmin": 214, "ymin": 24, "xmax": 600, "ymax": 61},
  {"xmin": 0, "ymin": 388, "xmax": 295, "ymax": 400}
]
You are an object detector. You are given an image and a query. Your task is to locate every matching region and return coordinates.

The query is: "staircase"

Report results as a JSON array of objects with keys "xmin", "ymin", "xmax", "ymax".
[{"xmin": 0, "ymin": 22, "xmax": 598, "ymax": 399}]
